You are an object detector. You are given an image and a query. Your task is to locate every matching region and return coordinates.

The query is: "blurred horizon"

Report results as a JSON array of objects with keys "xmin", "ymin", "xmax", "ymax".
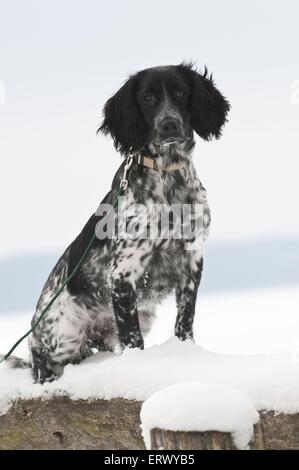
[{"xmin": 1, "ymin": 236, "xmax": 298, "ymax": 313}]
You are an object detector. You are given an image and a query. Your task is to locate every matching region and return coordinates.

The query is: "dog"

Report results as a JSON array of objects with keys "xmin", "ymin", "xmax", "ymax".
[{"xmin": 13, "ymin": 63, "xmax": 230, "ymax": 383}]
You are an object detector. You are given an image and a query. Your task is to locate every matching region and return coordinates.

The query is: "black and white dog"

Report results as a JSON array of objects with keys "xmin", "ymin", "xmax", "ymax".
[{"xmin": 23, "ymin": 63, "xmax": 229, "ymax": 383}]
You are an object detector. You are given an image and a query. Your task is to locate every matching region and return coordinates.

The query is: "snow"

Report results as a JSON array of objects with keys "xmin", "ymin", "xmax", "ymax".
[
  {"xmin": 1, "ymin": 334, "xmax": 299, "ymax": 418},
  {"xmin": 140, "ymin": 381, "xmax": 259, "ymax": 449},
  {"xmin": 0, "ymin": 311, "xmax": 30, "ymax": 362},
  {"xmin": 0, "ymin": 285, "xmax": 299, "ymax": 434},
  {"xmin": 146, "ymin": 285, "xmax": 299, "ymax": 355}
]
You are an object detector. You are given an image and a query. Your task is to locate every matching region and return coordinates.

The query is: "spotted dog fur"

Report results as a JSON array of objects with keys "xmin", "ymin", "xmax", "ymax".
[{"xmin": 25, "ymin": 63, "xmax": 230, "ymax": 383}]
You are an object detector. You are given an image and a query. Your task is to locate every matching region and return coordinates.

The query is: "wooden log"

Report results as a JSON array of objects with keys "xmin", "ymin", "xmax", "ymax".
[
  {"xmin": 0, "ymin": 397, "xmax": 143, "ymax": 450},
  {"xmin": 260, "ymin": 410, "xmax": 299, "ymax": 450},
  {"xmin": 150, "ymin": 421, "xmax": 265, "ymax": 450},
  {"xmin": 0, "ymin": 398, "xmax": 298, "ymax": 450}
]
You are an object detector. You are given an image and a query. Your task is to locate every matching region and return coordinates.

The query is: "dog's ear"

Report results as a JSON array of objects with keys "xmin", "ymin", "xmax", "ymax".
[
  {"xmin": 179, "ymin": 64, "xmax": 230, "ymax": 140},
  {"xmin": 98, "ymin": 75, "xmax": 148, "ymax": 155}
]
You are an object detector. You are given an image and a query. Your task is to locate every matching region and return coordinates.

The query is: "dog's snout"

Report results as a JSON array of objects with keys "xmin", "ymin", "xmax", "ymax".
[
  {"xmin": 159, "ymin": 117, "xmax": 181, "ymax": 141},
  {"xmin": 162, "ymin": 118, "xmax": 179, "ymax": 134}
]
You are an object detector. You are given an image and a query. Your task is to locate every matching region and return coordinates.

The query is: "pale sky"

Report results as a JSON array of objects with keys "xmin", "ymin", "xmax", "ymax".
[{"xmin": 0, "ymin": 0, "xmax": 299, "ymax": 257}]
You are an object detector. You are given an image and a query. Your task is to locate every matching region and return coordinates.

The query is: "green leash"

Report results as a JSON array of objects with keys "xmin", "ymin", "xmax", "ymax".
[{"xmin": 0, "ymin": 180, "xmax": 128, "ymax": 365}]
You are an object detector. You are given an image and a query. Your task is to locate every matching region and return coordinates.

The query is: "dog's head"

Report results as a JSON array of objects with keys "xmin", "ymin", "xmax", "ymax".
[{"xmin": 99, "ymin": 63, "xmax": 230, "ymax": 156}]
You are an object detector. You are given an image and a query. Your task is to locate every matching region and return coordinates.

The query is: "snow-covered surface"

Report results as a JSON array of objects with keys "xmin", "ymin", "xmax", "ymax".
[
  {"xmin": 1, "ymin": 286, "xmax": 299, "ymax": 418},
  {"xmin": 140, "ymin": 381, "xmax": 259, "ymax": 449},
  {"xmin": 1, "ymin": 335, "xmax": 299, "ymax": 417}
]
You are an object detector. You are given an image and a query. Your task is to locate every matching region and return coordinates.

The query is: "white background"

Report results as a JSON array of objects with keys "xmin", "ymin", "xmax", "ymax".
[{"xmin": 0, "ymin": 0, "xmax": 299, "ymax": 257}]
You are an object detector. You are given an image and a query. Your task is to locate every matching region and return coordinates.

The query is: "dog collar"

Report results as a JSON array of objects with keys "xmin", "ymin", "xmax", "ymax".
[{"xmin": 135, "ymin": 154, "xmax": 186, "ymax": 172}]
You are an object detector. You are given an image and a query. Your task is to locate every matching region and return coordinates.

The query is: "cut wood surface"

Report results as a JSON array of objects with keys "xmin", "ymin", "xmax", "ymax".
[{"xmin": 0, "ymin": 397, "xmax": 298, "ymax": 450}]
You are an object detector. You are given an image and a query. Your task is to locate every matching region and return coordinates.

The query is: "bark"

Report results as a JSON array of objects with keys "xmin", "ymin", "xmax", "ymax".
[
  {"xmin": 0, "ymin": 397, "xmax": 298, "ymax": 450},
  {"xmin": 150, "ymin": 428, "xmax": 237, "ymax": 450},
  {"xmin": 0, "ymin": 397, "xmax": 143, "ymax": 450},
  {"xmin": 260, "ymin": 410, "xmax": 299, "ymax": 450}
]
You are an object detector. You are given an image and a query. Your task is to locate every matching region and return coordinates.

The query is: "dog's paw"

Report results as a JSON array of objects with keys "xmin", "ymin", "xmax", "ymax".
[
  {"xmin": 122, "ymin": 329, "xmax": 144, "ymax": 350},
  {"xmin": 175, "ymin": 327, "xmax": 194, "ymax": 342}
]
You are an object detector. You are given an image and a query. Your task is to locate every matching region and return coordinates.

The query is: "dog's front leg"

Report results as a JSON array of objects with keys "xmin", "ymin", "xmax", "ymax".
[
  {"xmin": 175, "ymin": 253, "xmax": 203, "ymax": 341},
  {"xmin": 111, "ymin": 275, "xmax": 143, "ymax": 350},
  {"xmin": 110, "ymin": 239, "xmax": 151, "ymax": 350}
]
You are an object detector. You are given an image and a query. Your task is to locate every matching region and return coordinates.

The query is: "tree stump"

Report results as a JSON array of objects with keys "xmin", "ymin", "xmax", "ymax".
[
  {"xmin": 150, "ymin": 422, "xmax": 265, "ymax": 450},
  {"xmin": 151, "ymin": 428, "xmax": 236, "ymax": 450}
]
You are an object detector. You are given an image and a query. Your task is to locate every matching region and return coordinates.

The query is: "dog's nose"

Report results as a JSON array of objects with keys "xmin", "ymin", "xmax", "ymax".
[{"xmin": 159, "ymin": 117, "xmax": 181, "ymax": 140}]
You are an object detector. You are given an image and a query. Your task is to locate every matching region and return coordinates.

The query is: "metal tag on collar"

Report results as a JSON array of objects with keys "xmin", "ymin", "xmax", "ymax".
[
  {"xmin": 137, "ymin": 153, "xmax": 156, "ymax": 170},
  {"xmin": 120, "ymin": 153, "xmax": 134, "ymax": 190}
]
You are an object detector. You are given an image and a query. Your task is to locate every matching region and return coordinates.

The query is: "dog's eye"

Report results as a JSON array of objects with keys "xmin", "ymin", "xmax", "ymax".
[
  {"xmin": 175, "ymin": 90, "xmax": 186, "ymax": 99},
  {"xmin": 143, "ymin": 93, "xmax": 155, "ymax": 103}
]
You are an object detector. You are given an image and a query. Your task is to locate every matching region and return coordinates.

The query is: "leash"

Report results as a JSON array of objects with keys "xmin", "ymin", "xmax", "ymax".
[
  {"xmin": 0, "ymin": 155, "xmax": 134, "ymax": 364},
  {"xmin": 0, "ymin": 151, "xmax": 185, "ymax": 364}
]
